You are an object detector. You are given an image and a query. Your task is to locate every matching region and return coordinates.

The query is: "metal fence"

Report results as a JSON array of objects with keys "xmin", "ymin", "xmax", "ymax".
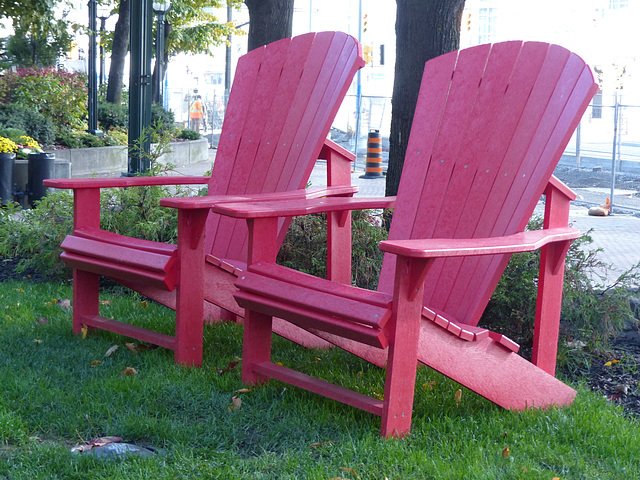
[{"xmin": 206, "ymin": 94, "xmax": 640, "ymax": 213}]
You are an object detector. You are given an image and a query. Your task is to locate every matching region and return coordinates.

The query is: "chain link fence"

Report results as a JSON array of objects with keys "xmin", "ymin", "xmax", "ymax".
[{"xmin": 203, "ymin": 93, "xmax": 640, "ymax": 213}]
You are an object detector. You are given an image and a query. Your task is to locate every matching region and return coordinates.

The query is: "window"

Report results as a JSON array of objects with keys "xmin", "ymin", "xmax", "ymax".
[
  {"xmin": 478, "ymin": 8, "xmax": 497, "ymax": 44},
  {"xmin": 609, "ymin": 0, "xmax": 628, "ymax": 9}
]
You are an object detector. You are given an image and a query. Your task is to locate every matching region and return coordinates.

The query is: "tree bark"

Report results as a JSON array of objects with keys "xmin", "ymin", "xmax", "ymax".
[
  {"xmin": 244, "ymin": 0, "xmax": 294, "ymax": 51},
  {"xmin": 106, "ymin": 0, "xmax": 130, "ymax": 104},
  {"xmin": 386, "ymin": 0, "xmax": 465, "ymax": 196}
]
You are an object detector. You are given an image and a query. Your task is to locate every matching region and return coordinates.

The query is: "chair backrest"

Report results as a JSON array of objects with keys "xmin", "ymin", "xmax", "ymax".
[
  {"xmin": 205, "ymin": 32, "xmax": 364, "ymax": 260},
  {"xmin": 378, "ymin": 41, "xmax": 598, "ymax": 326}
]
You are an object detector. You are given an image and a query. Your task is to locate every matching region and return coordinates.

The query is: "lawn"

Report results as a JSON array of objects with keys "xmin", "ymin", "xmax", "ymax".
[{"xmin": 1, "ymin": 279, "xmax": 639, "ymax": 479}]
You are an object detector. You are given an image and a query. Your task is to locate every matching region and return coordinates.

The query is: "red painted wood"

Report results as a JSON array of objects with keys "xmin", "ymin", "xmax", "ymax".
[
  {"xmin": 211, "ymin": 196, "xmax": 396, "ymax": 219},
  {"xmin": 235, "ymin": 291, "xmax": 387, "ymax": 349},
  {"xmin": 44, "ymin": 176, "xmax": 208, "ymax": 190},
  {"xmin": 80, "ymin": 315, "xmax": 177, "ymax": 349},
  {"xmin": 174, "ymin": 209, "xmax": 207, "ymax": 366},
  {"xmin": 381, "ymin": 256, "xmax": 427, "ymax": 437},
  {"xmin": 219, "ymin": 41, "xmax": 595, "ymax": 436},
  {"xmin": 531, "ymin": 181, "xmax": 575, "ymax": 374},
  {"xmin": 249, "ymin": 262, "xmax": 392, "ymax": 308},
  {"xmin": 253, "ymin": 361, "xmax": 384, "ymax": 416},
  {"xmin": 62, "ymin": 236, "xmax": 176, "ymax": 274},
  {"xmin": 47, "ymin": 31, "xmax": 364, "ymax": 366},
  {"xmin": 236, "ymin": 272, "xmax": 390, "ymax": 328},
  {"xmin": 378, "ymin": 228, "xmax": 579, "ymax": 258}
]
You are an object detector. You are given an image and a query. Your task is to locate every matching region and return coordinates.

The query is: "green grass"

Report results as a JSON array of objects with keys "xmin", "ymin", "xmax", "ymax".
[{"xmin": 1, "ymin": 280, "xmax": 639, "ymax": 479}]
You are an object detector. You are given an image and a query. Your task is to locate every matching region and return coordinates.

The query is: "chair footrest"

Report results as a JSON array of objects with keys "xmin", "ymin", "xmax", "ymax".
[
  {"xmin": 253, "ymin": 361, "xmax": 384, "ymax": 416},
  {"xmin": 80, "ymin": 315, "xmax": 176, "ymax": 350}
]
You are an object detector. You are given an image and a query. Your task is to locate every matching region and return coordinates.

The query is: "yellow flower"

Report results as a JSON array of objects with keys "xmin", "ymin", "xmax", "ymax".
[{"xmin": 0, "ymin": 136, "xmax": 18, "ymax": 154}]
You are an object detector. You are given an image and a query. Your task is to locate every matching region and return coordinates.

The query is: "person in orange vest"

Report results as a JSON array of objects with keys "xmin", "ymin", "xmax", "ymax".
[{"xmin": 190, "ymin": 95, "xmax": 204, "ymax": 132}]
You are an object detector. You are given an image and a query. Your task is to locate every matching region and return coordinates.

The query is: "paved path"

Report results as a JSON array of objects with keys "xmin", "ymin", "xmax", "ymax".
[{"xmin": 176, "ymin": 150, "xmax": 640, "ymax": 286}]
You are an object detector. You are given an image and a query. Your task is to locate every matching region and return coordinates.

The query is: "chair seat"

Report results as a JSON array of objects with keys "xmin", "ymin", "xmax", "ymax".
[{"xmin": 61, "ymin": 230, "xmax": 177, "ymax": 291}]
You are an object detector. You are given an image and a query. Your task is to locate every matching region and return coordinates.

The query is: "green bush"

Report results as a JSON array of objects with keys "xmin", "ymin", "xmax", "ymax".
[
  {"xmin": 481, "ymin": 217, "xmax": 640, "ymax": 353},
  {"xmin": 0, "ymin": 68, "xmax": 87, "ymax": 133},
  {"xmin": 151, "ymin": 104, "xmax": 175, "ymax": 134},
  {"xmin": 0, "ymin": 104, "xmax": 56, "ymax": 146},
  {"xmin": 277, "ymin": 210, "xmax": 387, "ymax": 290},
  {"xmin": 178, "ymin": 129, "xmax": 200, "ymax": 140},
  {"xmin": 97, "ymin": 101, "xmax": 128, "ymax": 130}
]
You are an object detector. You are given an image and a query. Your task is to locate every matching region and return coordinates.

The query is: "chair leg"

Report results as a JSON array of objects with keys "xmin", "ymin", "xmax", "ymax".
[
  {"xmin": 242, "ymin": 310, "xmax": 273, "ymax": 385},
  {"xmin": 380, "ymin": 334, "xmax": 420, "ymax": 438},
  {"xmin": 174, "ymin": 282, "xmax": 204, "ymax": 367},
  {"xmin": 72, "ymin": 269, "xmax": 99, "ymax": 335}
]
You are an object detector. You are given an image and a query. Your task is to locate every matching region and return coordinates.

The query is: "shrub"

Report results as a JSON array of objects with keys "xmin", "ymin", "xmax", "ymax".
[
  {"xmin": 0, "ymin": 104, "xmax": 56, "ymax": 146},
  {"xmin": 480, "ymin": 217, "xmax": 640, "ymax": 354},
  {"xmin": 277, "ymin": 210, "xmax": 387, "ymax": 290},
  {"xmin": 151, "ymin": 104, "xmax": 175, "ymax": 134},
  {"xmin": 178, "ymin": 129, "xmax": 200, "ymax": 140},
  {"xmin": 0, "ymin": 68, "xmax": 87, "ymax": 132},
  {"xmin": 98, "ymin": 101, "xmax": 128, "ymax": 130}
]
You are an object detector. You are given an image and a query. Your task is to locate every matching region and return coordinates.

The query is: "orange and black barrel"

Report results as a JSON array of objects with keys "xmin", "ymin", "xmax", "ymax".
[{"xmin": 360, "ymin": 129, "xmax": 383, "ymax": 178}]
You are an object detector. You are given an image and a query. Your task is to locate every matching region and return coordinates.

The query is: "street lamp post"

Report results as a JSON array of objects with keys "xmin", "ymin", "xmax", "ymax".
[
  {"xmin": 87, "ymin": 0, "xmax": 103, "ymax": 136},
  {"xmin": 153, "ymin": 1, "xmax": 171, "ymax": 106},
  {"xmin": 97, "ymin": 9, "xmax": 109, "ymax": 86}
]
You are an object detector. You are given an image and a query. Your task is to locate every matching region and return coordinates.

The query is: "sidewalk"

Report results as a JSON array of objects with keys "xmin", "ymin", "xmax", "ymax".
[{"xmin": 175, "ymin": 149, "xmax": 640, "ymax": 284}]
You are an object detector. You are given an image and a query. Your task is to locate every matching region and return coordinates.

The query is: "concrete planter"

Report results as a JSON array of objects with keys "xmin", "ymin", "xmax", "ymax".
[
  {"xmin": 11, "ymin": 138, "xmax": 209, "ymax": 191},
  {"xmin": 48, "ymin": 138, "xmax": 209, "ymax": 177}
]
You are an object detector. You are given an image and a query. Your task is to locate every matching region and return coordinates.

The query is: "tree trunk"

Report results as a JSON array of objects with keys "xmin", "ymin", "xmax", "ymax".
[
  {"xmin": 386, "ymin": 0, "xmax": 465, "ymax": 196},
  {"xmin": 106, "ymin": 0, "xmax": 130, "ymax": 104},
  {"xmin": 244, "ymin": 0, "xmax": 294, "ymax": 51}
]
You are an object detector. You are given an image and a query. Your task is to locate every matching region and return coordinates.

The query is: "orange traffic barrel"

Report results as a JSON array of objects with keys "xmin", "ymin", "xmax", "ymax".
[{"xmin": 360, "ymin": 129, "xmax": 383, "ymax": 178}]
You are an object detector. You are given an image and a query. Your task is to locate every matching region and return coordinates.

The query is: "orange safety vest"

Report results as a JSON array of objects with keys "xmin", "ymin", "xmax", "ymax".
[{"xmin": 190, "ymin": 100, "xmax": 204, "ymax": 119}]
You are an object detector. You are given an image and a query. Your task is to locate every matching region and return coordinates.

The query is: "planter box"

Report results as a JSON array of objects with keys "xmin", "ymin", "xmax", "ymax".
[{"xmin": 46, "ymin": 138, "xmax": 209, "ymax": 177}]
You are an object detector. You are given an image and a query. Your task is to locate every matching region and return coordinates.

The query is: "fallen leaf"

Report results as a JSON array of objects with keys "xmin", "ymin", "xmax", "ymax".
[
  {"xmin": 423, "ymin": 381, "xmax": 437, "ymax": 390},
  {"xmin": 372, "ymin": 392, "xmax": 384, "ymax": 401},
  {"xmin": 33, "ymin": 339, "xmax": 42, "ymax": 344},
  {"xmin": 521, "ymin": 466, "xmax": 528, "ymax": 472},
  {"xmin": 99, "ymin": 300, "xmax": 111, "ymax": 306},
  {"xmin": 90, "ymin": 436, "xmax": 122, "ymax": 447},
  {"xmin": 59, "ymin": 299, "xmax": 71, "ymax": 309},
  {"xmin": 13, "ymin": 288, "xmax": 24, "ymax": 293},
  {"xmin": 125, "ymin": 342, "xmax": 139, "ymax": 355},
  {"xmin": 314, "ymin": 357, "xmax": 322, "ymax": 362},
  {"xmin": 502, "ymin": 446, "xmax": 510, "ymax": 458},
  {"xmin": 604, "ymin": 359, "xmax": 620, "ymax": 367},
  {"xmin": 310, "ymin": 440, "xmax": 336, "ymax": 448},
  {"xmin": 455, "ymin": 389, "xmax": 462, "ymax": 405},
  {"xmin": 234, "ymin": 388, "xmax": 251, "ymax": 394},
  {"xmin": 276, "ymin": 361, "xmax": 284, "ymax": 366},
  {"xmin": 339, "ymin": 467, "xmax": 360, "ymax": 478},
  {"xmin": 217, "ymin": 361, "xmax": 239, "ymax": 375},
  {"xmin": 120, "ymin": 367, "xmax": 138, "ymax": 376},
  {"xmin": 90, "ymin": 360, "xmax": 101, "ymax": 367},
  {"xmin": 104, "ymin": 345, "xmax": 119, "ymax": 357},
  {"xmin": 552, "ymin": 478, "xmax": 560, "ymax": 480},
  {"xmin": 81, "ymin": 325, "xmax": 88, "ymax": 339},
  {"xmin": 228, "ymin": 396, "xmax": 242, "ymax": 411},
  {"xmin": 140, "ymin": 300, "xmax": 148, "ymax": 308},
  {"xmin": 36, "ymin": 317, "xmax": 48, "ymax": 324}
]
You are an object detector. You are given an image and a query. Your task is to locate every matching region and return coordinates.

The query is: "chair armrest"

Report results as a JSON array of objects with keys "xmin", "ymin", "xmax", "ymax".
[
  {"xmin": 319, "ymin": 138, "xmax": 356, "ymax": 163},
  {"xmin": 160, "ymin": 185, "xmax": 359, "ymax": 210},
  {"xmin": 43, "ymin": 176, "xmax": 209, "ymax": 190},
  {"xmin": 378, "ymin": 227, "xmax": 579, "ymax": 258},
  {"xmin": 211, "ymin": 195, "xmax": 396, "ymax": 219}
]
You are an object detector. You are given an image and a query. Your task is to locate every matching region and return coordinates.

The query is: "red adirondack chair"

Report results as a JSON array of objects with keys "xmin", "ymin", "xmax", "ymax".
[
  {"xmin": 43, "ymin": 32, "xmax": 365, "ymax": 366},
  {"xmin": 211, "ymin": 42, "xmax": 598, "ymax": 437}
]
